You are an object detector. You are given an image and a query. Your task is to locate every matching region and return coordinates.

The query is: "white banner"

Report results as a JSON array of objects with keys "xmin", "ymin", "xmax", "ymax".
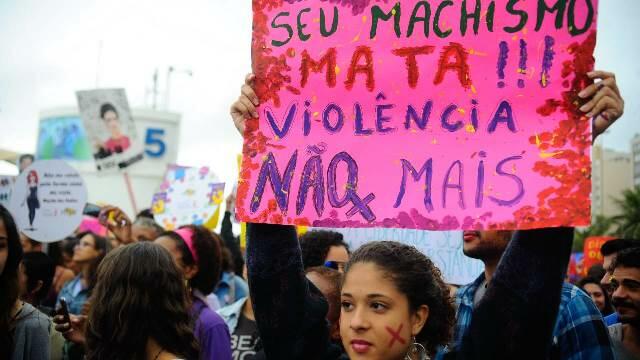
[{"xmin": 316, "ymin": 227, "xmax": 483, "ymax": 285}]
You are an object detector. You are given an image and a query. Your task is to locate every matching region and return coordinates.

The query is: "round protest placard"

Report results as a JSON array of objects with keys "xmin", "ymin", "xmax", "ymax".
[
  {"xmin": 152, "ymin": 165, "xmax": 225, "ymax": 231},
  {"xmin": 9, "ymin": 160, "xmax": 88, "ymax": 242}
]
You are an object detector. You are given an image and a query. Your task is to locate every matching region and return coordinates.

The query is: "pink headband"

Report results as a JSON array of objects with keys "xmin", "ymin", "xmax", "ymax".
[{"xmin": 175, "ymin": 228, "xmax": 199, "ymax": 264}]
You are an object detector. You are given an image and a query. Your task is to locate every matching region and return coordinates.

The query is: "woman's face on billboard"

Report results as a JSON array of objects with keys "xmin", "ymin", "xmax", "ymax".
[{"xmin": 103, "ymin": 110, "xmax": 121, "ymax": 136}]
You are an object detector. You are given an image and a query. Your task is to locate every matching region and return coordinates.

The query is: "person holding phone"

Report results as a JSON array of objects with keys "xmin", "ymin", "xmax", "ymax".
[
  {"xmin": 56, "ymin": 232, "xmax": 110, "ymax": 316},
  {"xmin": 0, "ymin": 204, "xmax": 52, "ymax": 360}
]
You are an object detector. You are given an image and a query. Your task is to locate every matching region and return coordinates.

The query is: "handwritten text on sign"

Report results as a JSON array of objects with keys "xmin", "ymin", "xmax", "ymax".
[{"xmin": 238, "ymin": 0, "xmax": 597, "ymax": 230}]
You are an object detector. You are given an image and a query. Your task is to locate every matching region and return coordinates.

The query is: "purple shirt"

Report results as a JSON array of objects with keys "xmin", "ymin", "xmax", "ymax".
[{"xmin": 192, "ymin": 297, "xmax": 232, "ymax": 360}]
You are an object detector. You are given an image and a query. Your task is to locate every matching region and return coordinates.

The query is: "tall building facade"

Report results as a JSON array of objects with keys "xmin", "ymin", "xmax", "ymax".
[
  {"xmin": 592, "ymin": 144, "xmax": 633, "ymax": 218},
  {"xmin": 632, "ymin": 134, "xmax": 640, "ymax": 187}
]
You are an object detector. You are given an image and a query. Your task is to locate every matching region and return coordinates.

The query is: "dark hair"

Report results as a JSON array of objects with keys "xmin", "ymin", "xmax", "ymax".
[
  {"xmin": 132, "ymin": 217, "xmax": 164, "ymax": 240},
  {"xmin": 100, "ymin": 103, "xmax": 118, "ymax": 119},
  {"xmin": 601, "ymin": 238, "xmax": 638, "ymax": 257},
  {"xmin": 577, "ymin": 277, "xmax": 614, "ymax": 316},
  {"xmin": 21, "ymin": 252, "xmax": 55, "ymax": 305},
  {"xmin": 346, "ymin": 241, "xmax": 454, "ymax": 356},
  {"xmin": 61, "ymin": 236, "xmax": 78, "ymax": 257},
  {"xmin": 586, "ymin": 264, "xmax": 606, "ymax": 281},
  {"xmin": 24, "ymin": 236, "xmax": 41, "ymax": 251},
  {"xmin": 18, "ymin": 154, "xmax": 34, "ymax": 164},
  {"xmin": 86, "ymin": 242, "xmax": 199, "ymax": 360},
  {"xmin": 300, "ymin": 230, "xmax": 349, "ymax": 269},
  {"xmin": 0, "ymin": 205, "xmax": 23, "ymax": 359},
  {"xmin": 160, "ymin": 225, "xmax": 222, "ymax": 295},
  {"xmin": 136, "ymin": 209, "xmax": 155, "ymax": 220},
  {"xmin": 306, "ymin": 266, "xmax": 343, "ymax": 325},
  {"xmin": 220, "ymin": 246, "xmax": 234, "ymax": 273},
  {"xmin": 47, "ymin": 242, "xmax": 63, "ymax": 267},
  {"xmin": 612, "ymin": 247, "xmax": 640, "ymax": 270},
  {"xmin": 76, "ymin": 231, "xmax": 111, "ymax": 292}
]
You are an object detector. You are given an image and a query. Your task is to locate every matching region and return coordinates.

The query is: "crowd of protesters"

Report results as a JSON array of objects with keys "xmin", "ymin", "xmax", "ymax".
[{"xmin": 1, "ymin": 68, "xmax": 637, "ymax": 360}]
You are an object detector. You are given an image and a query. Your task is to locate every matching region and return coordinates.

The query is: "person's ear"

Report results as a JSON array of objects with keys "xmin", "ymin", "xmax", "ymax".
[
  {"xmin": 184, "ymin": 264, "xmax": 199, "ymax": 280},
  {"xmin": 411, "ymin": 305, "xmax": 429, "ymax": 336},
  {"xmin": 30, "ymin": 280, "xmax": 44, "ymax": 297}
]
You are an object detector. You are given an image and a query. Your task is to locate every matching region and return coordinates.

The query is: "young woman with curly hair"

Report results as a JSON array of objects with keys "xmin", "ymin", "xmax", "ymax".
[
  {"xmin": 155, "ymin": 225, "xmax": 232, "ymax": 360},
  {"xmin": 85, "ymin": 242, "xmax": 199, "ymax": 360}
]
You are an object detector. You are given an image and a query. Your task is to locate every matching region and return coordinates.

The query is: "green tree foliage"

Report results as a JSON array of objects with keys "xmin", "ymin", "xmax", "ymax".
[{"xmin": 613, "ymin": 186, "xmax": 640, "ymax": 239}]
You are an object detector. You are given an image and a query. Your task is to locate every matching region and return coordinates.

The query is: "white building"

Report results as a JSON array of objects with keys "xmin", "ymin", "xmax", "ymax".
[
  {"xmin": 37, "ymin": 107, "xmax": 181, "ymax": 217},
  {"xmin": 592, "ymin": 144, "xmax": 633, "ymax": 218},
  {"xmin": 632, "ymin": 134, "xmax": 640, "ymax": 187}
]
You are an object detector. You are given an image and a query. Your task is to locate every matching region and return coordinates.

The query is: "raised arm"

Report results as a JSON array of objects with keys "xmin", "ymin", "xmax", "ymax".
[
  {"xmin": 456, "ymin": 227, "xmax": 574, "ymax": 359},
  {"xmin": 246, "ymin": 223, "xmax": 331, "ymax": 359}
]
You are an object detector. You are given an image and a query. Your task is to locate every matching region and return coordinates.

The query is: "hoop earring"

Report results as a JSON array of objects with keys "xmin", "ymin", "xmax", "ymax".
[{"xmin": 405, "ymin": 336, "xmax": 429, "ymax": 360}]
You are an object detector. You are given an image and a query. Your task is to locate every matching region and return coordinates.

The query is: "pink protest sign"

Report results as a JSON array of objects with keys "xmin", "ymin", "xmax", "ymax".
[{"xmin": 238, "ymin": 0, "xmax": 597, "ymax": 230}]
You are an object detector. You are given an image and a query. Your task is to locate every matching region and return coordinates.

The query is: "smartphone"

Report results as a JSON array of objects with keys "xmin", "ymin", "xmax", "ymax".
[
  {"xmin": 58, "ymin": 297, "xmax": 71, "ymax": 325},
  {"xmin": 83, "ymin": 203, "xmax": 102, "ymax": 218}
]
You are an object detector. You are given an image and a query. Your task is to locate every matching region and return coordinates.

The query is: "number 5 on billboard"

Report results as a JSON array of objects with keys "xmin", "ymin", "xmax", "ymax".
[{"xmin": 145, "ymin": 128, "xmax": 166, "ymax": 158}]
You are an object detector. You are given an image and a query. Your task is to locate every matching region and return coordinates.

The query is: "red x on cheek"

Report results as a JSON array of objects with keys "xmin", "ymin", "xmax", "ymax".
[{"xmin": 386, "ymin": 324, "xmax": 407, "ymax": 348}]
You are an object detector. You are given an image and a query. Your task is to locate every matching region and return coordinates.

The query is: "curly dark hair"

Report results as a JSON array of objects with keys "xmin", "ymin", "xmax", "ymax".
[
  {"xmin": 299, "ymin": 230, "xmax": 349, "ymax": 269},
  {"xmin": 577, "ymin": 277, "xmax": 615, "ymax": 316},
  {"xmin": 0, "ymin": 205, "xmax": 23, "ymax": 360},
  {"xmin": 346, "ymin": 241, "xmax": 455, "ymax": 356},
  {"xmin": 86, "ymin": 242, "xmax": 199, "ymax": 360},
  {"xmin": 160, "ymin": 225, "xmax": 222, "ymax": 295}
]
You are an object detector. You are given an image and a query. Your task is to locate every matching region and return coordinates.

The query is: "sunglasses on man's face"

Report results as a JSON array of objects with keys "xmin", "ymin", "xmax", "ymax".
[{"xmin": 324, "ymin": 261, "xmax": 346, "ymax": 271}]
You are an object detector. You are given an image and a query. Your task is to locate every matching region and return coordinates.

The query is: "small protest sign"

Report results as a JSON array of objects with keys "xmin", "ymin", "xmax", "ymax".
[
  {"xmin": 152, "ymin": 165, "xmax": 226, "ymax": 231},
  {"xmin": 76, "ymin": 89, "xmax": 144, "ymax": 172},
  {"xmin": 9, "ymin": 160, "xmax": 88, "ymax": 242},
  {"xmin": 238, "ymin": 0, "xmax": 597, "ymax": 230}
]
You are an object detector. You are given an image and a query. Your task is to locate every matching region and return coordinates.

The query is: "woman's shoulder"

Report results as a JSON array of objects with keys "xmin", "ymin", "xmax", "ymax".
[
  {"xmin": 14, "ymin": 303, "xmax": 51, "ymax": 333},
  {"xmin": 193, "ymin": 299, "xmax": 227, "ymax": 329}
]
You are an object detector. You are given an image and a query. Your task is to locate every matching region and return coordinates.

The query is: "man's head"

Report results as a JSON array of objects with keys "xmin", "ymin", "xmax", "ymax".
[
  {"xmin": 600, "ymin": 238, "xmax": 638, "ymax": 288},
  {"xmin": 131, "ymin": 217, "xmax": 164, "ymax": 242},
  {"xmin": 462, "ymin": 230, "xmax": 513, "ymax": 262},
  {"xmin": 300, "ymin": 230, "xmax": 349, "ymax": 272},
  {"xmin": 610, "ymin": 248, "xmax": 640, "ymax": 326}
]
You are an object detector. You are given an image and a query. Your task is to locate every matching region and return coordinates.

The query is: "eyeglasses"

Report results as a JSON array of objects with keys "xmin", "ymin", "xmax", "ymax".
[{"xmin": 324, "ymin": 261, "xmax": 346, "ymax": 272}]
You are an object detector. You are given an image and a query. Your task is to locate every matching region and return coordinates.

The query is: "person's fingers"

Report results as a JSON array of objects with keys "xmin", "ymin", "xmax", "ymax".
[
  {"xmin": 245, "ymin": 73, "xmax": 256, "ymax": 85},
  {"xmin": 588, "ymin": 70, "xmax": 615, "ymax": 81},
  {"xmin": 580, "ymin": 86, "xmax": 616, "ymax": 114},
  {"xmin": 588, "ymin": 71, "xmax": 621, "ymax": 97},
  {"xmin": 238, "ymin": 96, "xmax": 258, "ymax": 118},
  {"xmin": 241, "ymin": 84, "xmax": 259, "ymax": 106},
  {"xmin": 55, "ymin": 323, "xmax": 71, "ymax": 332},
  {"xmin": 587, "ymin": 96, "xmax": 618, "ymax": 119},
  {"xmin": 578, "ymin": 78, "xmax": 618, "ymax": 99},
  {"xmin": 231, "ymin": 99, "xmax": 251, "ymax": 120}
]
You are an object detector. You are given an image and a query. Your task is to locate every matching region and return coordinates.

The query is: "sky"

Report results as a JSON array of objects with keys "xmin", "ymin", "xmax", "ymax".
[{"xmin": 0, "ymin": 0, "xmax": 639, "ymax": 188}]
